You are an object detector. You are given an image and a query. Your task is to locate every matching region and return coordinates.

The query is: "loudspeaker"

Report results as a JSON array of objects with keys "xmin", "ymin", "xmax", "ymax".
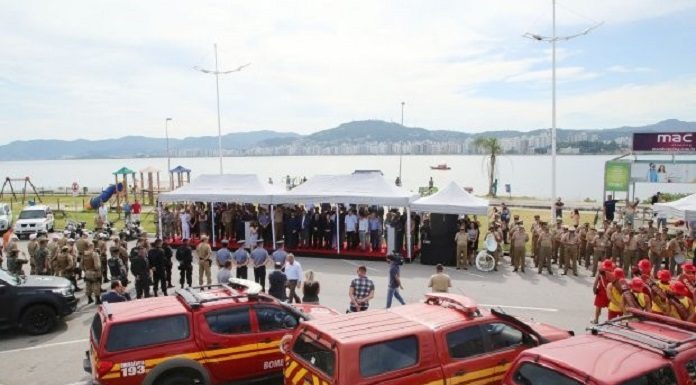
[{"xmin": 420, "ymin": 213, "xmax": 458, "ymax": 266}]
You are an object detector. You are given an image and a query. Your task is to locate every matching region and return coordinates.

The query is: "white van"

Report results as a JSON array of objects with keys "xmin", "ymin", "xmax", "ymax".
[{"xmin": 13, "ymin": 205, "xmax": 54, "ymax": 238}]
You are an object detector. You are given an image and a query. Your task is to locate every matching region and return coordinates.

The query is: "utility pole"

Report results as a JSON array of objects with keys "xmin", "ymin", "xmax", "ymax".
[
  {"xmin": 165, "ymin": 118, "xmax": 172, "ymax": 173},
  {"xmin": 194, "ymin": 44, "xmax": 250, "ymax": 174},
  {"xmin": 524, "ymin": 1, "xmax": 602, "ymax": 218},
  {"xmin": 399, "ymin": 101, "xmax": 405, "ymax": 186}
]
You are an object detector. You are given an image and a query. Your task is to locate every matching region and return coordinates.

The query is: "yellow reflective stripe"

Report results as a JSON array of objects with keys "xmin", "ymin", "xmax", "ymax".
[
  {"xmin": 312, "ymin": 374, "xmax": 320, "ymax": 385},
  {"xmin": 285, "ymin": 360, "xmax": 299, "ymax": 378},
  {"xmin": 449, "ymin": 364, "xmax": 510, "ymax": 385},
  {"xmin": 423, "ymin": 380, "xmax": 445, "ymax": 385},
  {"xmin": 292, "ymin": 368, "xmax": 308, "ymax": 385},
  {"xmin": 466, "ymin": 374, "xmax": 504, "ymax": 385},
  {"xmin": 102, "ymin": 341, "xmax": 282, "ymax": 378}
]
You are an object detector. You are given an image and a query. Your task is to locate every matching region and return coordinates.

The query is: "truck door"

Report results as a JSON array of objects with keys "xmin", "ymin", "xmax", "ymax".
[
  {"xmin": 251, "ymin": 304, "xmax": 301, "ymax": 375},
  {"xmin": 198, "ymin": 305, "xmax": 259, "ymax": 382},
  {"xmin": 440, "ymin": 324, "xmax": 502, "ymax": 385},
  {"xmin": 479, "ymin": 322, "xmax": 534, "ymax": 378}
]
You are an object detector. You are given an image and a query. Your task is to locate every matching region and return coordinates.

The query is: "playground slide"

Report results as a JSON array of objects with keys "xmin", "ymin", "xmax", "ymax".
[{"xmin": 88, "ymin": 183, "xmax": 123, "ymax": 209}]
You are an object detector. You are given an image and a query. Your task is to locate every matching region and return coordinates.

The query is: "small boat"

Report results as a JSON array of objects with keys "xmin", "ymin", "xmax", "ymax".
[{"xmin": 430, "ymin": 163, "xmax": 451, "ymax": 170}]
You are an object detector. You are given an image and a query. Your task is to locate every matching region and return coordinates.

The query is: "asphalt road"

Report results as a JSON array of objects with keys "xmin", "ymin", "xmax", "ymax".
[{"xmin": 0, "ymin": 240, "xmax": 596, "ymax": 385}]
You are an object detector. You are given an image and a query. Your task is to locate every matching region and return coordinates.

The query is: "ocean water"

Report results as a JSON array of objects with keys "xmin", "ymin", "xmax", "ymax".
[{"xmin": 0, "ymin": 155, "xmax": 692, "ymax": 201}]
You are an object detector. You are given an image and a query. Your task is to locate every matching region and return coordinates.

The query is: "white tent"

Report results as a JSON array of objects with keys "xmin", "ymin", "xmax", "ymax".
[
  {"xmin": 159, "ymin": 174, "xmax": 285, "ymax": 204},
  {"xmin": 654, "ymin": 193, "xmax": 696, "ymax": 221},
  {"xmin": 275, "ymin": 171, "xmax": 418, "ymax": 206},
  {"xmin": 410, "ymin": 181, "xmax": 489, "ymax": 215}
]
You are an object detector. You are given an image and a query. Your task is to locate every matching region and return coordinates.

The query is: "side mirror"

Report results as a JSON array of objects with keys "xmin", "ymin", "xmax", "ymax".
[{"xmin": 523, "ymin": 333, "xmax": 538, "ymax": 346}]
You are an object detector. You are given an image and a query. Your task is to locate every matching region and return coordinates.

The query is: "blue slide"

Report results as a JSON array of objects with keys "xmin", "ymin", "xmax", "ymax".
[{"xmin": 88, "ymin": 183, "xmax": 123, "ymax": 209}]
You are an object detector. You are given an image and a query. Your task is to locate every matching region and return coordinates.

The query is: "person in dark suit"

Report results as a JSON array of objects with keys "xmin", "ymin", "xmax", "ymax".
[{"xmin": 101, "ymin": 280, "xmax": 131, "ymax": 303}]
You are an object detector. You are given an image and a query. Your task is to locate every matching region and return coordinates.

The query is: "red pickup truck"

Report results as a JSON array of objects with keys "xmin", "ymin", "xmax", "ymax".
[
  {"xmin": 84, "ymin": 279, "xmax": 338, "ymax": 385},
  {"xmin": 503, "ymin": 309, "xmax": 696, "ymax": 385},
  {"xmin": 281, "ymin": 293, "xmax": 572, "ymax": 385}
]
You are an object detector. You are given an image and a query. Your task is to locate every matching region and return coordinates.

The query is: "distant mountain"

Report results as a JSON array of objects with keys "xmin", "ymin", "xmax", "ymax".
[
  {"xmin": 0, "ymin": 130, "xmax": 300, "ymax": 160},
  {"xmin": 1, "ymin": 119, "xmax": 695, "ymax": 160}
]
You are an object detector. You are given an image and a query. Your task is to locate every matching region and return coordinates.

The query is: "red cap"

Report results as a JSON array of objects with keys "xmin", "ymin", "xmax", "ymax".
[
  {"xmin": 613, "ymin": 268, "xmax": 625, "ymax": 280},
  {"xmin": 637, "ymin": 259, "xmax": 652, "ymax": 273},
  {"xmin": 630, "ymin": 277, "xmax": 644, "ymax": 292},
  {"xmin": 683, "ymin": 262, "xmax": 696, "ymax": 274},
  {"xmin": 671, "ymin": 281, "xmax": 690, "ymax": 297},
  {"xmin": 658, "ymin": 269, "xmax": 672, "ymax": 283},
  {"xmin": 601, "ymin": 259, "xmax": 616, "ymax": 272}
]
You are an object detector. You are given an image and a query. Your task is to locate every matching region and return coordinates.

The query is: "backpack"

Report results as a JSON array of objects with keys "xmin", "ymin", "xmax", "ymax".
[{"xmin": 107, "ymin": 257, "xmax": 122, "ymax": 277}]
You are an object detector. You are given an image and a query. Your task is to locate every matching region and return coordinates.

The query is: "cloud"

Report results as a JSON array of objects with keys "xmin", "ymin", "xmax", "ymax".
[
  {"xmin": 0, "ymin": 0, "xmax": 695, "ymax": 144},
  {"xmin": 607, "ymin": 65, "xmax": 652, "ymax": 73}
]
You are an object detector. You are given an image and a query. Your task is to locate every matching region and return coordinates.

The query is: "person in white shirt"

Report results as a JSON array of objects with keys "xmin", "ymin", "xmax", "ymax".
[
  {"xmin": 98, "ymin": 203, "xmax": 108, "ymax": 224},
  {"xmin": 284, "ymin": 254, "xmax": 303, "ymax": 303},
  {"xmin": 358, "ymin": 213, "xmax": 369, "ymax": 251},
  {"xmin": 180, "ymin": 210, "xmax": 191, "ymax": 240},
  {"xmin": 345, "ymin": 210, "xmax": 358, "ymax": 249}
]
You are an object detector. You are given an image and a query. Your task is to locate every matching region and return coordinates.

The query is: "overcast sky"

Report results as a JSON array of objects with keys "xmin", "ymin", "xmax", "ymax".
[{"xmin": 1, "ymin": 0, "xmax": 695, "ymax": 144}]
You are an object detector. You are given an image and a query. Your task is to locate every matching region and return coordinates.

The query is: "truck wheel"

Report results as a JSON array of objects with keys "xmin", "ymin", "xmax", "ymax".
[
  {"xmin": 155, "ymin": 372, "xmax": 203, "ymax": 385},
  {"xmin": 20, "ymin": 304, "xmax": 57, "ymax": 335}
]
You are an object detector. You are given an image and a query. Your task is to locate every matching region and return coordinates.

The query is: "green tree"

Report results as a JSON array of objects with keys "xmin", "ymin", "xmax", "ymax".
[{"xmin": 474, "ymin": 137, "xmax": 502, "ymax": 197}]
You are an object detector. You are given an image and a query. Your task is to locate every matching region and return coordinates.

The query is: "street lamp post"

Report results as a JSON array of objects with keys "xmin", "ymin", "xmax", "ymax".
[
  {"xmin": 165, "ymin": 118, "xmax": 172, "ymax": 173},
  {"xmin": 194, "ymin": 44, "xmax": 250, "ymax": 174},
  {"xmin": 398, "ymin": 101, "xmax": 405, "ymax": 186},
  {"xmin": 523, "ymin": 0, "xmax": 602, "ymax": 217}
]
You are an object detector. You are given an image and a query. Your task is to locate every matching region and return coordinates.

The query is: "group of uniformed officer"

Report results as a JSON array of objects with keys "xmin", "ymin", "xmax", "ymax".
[{"xmin": 494, "ymin": 215, "xmax": 681, "ymax": 278}]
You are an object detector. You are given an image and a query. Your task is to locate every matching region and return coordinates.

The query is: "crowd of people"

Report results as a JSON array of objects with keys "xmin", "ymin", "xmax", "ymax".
[{"xmin": 159, "ymin": 202, "xmax": 423, "ymax": 253}]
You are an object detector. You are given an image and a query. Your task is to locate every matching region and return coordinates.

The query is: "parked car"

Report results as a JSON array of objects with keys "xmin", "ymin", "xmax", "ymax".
[
  {"xmin": 503, "ymin": 309, "xmax": 696, "ymax": 385},
  {"xmin": 0, "ymin": 203, "xmax": 12, "ymax": 233},
  {"xmin": 13, "ymin": 204, "xmax": 54, "ymax": 238},
  {"xmin": 83, "ymin": 279, "xmax": 339, "ymax": 385},
  {"xmin": 0, "ymin": 268, "xmax": 78, "ymax": 335},
  {"xmin": 281, "ymin": 293, "xmax": 572, "ymax": 385}
]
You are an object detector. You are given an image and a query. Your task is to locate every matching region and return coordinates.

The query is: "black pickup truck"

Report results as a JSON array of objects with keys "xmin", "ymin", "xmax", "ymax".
[{"xmin": 0, "ymin": 268, "xmax": 78, "ymax": 334}]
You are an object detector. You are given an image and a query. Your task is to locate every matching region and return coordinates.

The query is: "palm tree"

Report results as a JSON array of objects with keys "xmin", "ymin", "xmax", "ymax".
[{"xmin": 474, "ymin": 137, "xmax": 502, "ymax": 197}]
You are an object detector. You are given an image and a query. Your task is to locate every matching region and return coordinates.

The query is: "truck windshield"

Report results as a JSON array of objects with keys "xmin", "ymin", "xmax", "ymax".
[
  {"xmin": 513, "ymin": 362, "xmax": 582, "ymax": 385},
  {"xmin": 19, "ymin": 210, "xmax": 46, "ymax": 220},
  {"xmin": 292, "ymin": 333, "xmax": 335, "ymax": 378}
]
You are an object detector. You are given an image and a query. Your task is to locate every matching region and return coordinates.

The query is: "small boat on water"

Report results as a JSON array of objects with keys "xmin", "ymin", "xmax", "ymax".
[{"xmin": 430, "ymin": 163, "xmax": 451, "ymax": 170}]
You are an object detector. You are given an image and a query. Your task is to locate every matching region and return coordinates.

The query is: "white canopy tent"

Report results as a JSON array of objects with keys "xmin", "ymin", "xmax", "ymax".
[
  {"xmin": 158, "ymin": 174, "xmax": 286, "ymax": 244},
  {"xmin": 276, "ymin": 172, "xmax": 418, "ymax": 206},
  {"xmin": 274, "ymin": 171, "xmax": 419, "ymax": 258},
  {"xmin": 654, "ymin": 193, "xmax": 696, "ymax": 222},
  {"xmin": 410, "ymin": 181, "xmax": 489, "ymax": 215},
  {"xmin": 159, "ymin": 174, "xmax": 284, "ymax": 204}
]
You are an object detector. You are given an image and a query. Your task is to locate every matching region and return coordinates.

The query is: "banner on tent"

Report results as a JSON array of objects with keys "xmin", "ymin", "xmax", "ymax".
[
  {"xmin": 633, "ymin": 132, "xmax": 696, "ymax": 153},
  {"xmin": 631, "ymin": 162, "xmax": 696, "ymax": 184}
]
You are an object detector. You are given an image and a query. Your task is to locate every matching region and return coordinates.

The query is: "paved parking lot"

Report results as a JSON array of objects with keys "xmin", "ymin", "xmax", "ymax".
[{"xmin": 0, "ymin": 240, "xmax": 596, "ymax": 385}]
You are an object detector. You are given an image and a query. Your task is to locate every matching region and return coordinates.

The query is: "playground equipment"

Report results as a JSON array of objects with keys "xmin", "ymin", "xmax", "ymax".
[
  {"xmin": 139, "ymin": 166, "xmax": 161, "ymax": 205},
  {"xmin": 0, "ymin": 177, "xmax": 42, "ymax": 204},
  {"xmin": 87, "ymin": 183, "xmax": 124, "ymax": 209},
  {"xmin": 113, "ymin": 166, "xmax": 136, "ymax": 205},
  {"xmin": 169, "ymin": 165, "xmax": 191, "ymax": 190}
]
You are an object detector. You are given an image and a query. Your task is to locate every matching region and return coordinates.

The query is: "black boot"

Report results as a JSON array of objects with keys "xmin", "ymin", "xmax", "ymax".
[{"xmin": 87, "ymin": 296, "xmax": 94, "ymax": 304}]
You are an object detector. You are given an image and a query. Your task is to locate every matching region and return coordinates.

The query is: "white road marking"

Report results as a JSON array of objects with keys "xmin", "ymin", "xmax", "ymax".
[
  {"xmin": 341, "ymin": 259, "xmax": 381, "ymax": 272},
  {"xmin": 444, "ymin": 266, "xmax": 484, "ymax": 278},
  {"xmin": 0, "ymin": 338, "xmax": 89, "ymax": 354},
  {"xmin": 479, "ymin": 304, "xmax": 559, "ymax": 312},
  {"xmin": 454, "ymin": 287, "xmax": 558, "ymax": 312}
]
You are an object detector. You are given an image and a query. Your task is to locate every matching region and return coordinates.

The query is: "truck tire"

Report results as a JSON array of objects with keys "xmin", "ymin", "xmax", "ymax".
[
  {"xmin": 20, "ymin": 304, "xmax": 57, "ymax": 335},
  {"xmin": 155, "ymin": 372, "xmax": 204, "ymax": 385}
]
